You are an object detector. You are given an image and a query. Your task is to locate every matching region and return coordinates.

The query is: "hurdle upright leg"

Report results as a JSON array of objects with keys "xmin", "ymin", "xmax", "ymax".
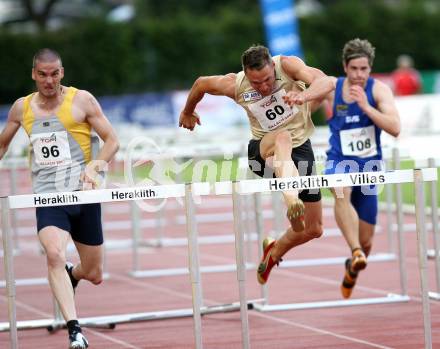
[
  {"xmin": 232, "ymin": 182, "xmax": 250, "ymax": 349},
  {"xmin": 393, "ymin": 147, "xmax": 408, "ymax": 296},
  {"xmin": 253, "ymin": 192, "xmax": 269, "ymax": 305},
  {"xmin": 9, "ymin": 165, "xmax": 19, "ymax": 251},
  {"xmin": 414, "ymin": 169, "xmax": 433, "ymax": 349},
  {"xmin": 427, "ymin": 158, "xmax": 440, "ymax": 300},
  {"xmin": 130, "ymin": 200, "xmax": 141, "ymax": 275},
  {"xmin": 185, "ymin": 184, "xmax": 203, "ymax": 349},
  {"xmin": 385, "ymin": 157, "xmax": 395, "ymax": 254},
  {"xmin": 1, "ymin": 197, "xmax": 18, "ymax": 349}
]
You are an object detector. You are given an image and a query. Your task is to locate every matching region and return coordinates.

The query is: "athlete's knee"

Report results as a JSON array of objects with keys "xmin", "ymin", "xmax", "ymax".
[
  {"xmin": 45, "ymin": 246, "xmax": 66, "ymax": 269},
  {"xmin": 305, "ymin": 221, "xmax": 323, "ymax": 240},
  {"xmin": 83, "ymin": 266, "xmax": 103, "ymax": 285},
  {"xmin": 274, "ymin": 130, "xmax": 292, "ymax": 148}
]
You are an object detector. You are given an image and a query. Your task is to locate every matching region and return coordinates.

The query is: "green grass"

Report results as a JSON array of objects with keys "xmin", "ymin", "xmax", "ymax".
[{"xmin": 109, "ymin": 158, "xmax": 439, "ymax": 207}]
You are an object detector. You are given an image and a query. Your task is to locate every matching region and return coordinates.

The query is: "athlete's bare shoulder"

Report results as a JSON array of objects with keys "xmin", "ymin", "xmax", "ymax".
[
  {"xmin": 223, "ymin": 73, "xmax": 237, "ymax": 82},
  {"xmin": 74, "ymin": 88, "xmax": 107, "ymax": 121},
  {"xmin": 73, "ymin": 89, "xmax": 95, "ymax": 104},
  {"xmin": 73, "ymin": 89, "xmax": 101, "ymax": 111},
  {"xmin": 221, "ymin": 73, "xmax": 237, "ymax": 98},
  {"xmin": 8, "ymin": 97, "xmax": 26, "ymax": 123}
]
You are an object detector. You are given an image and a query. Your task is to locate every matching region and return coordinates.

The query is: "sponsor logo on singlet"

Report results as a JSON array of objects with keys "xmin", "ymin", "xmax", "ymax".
[{"xmin": 243, "ymin": 90, "xmax": 262, "ymax": 102}]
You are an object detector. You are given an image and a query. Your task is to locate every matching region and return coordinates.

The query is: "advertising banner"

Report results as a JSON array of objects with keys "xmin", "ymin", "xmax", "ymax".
[{"xmin": 260, "ymin": 0, "xmax": 303, "ymax": 57}]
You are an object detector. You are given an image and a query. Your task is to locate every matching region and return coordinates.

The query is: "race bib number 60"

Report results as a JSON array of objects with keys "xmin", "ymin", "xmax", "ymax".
[
  {"xmin": 31, "ymin": 131, "xmax": 72, "ymax": 167},
  {"xmin": 248, "ymin": 89, "xmax": 299, "ymax": 131}
]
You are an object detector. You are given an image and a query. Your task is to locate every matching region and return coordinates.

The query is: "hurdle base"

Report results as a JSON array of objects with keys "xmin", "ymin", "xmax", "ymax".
[
  {"xmin": 428, "ymin": 291, "xmax": 440, "ymax": 300},
  {"xmin": 139, "ymin": 233, "xmax": 258, "ymax": 248},
  {"xmin": 0, "ymin": 300, "xmax": 257, "ymax": 332},
  {"xmin": 427, "ymin": 249, "xmax": 437, "ymax": 259},
  {"xmin": 279, "ymin": 252, "xmax": 396, "ymax": 269},
  {"xmin": 130, "ymin": 263, "xmax": 256, "ymax": 278},
  {"xmin": 0, "ymin": 273, "xmax": 110, "ymax": 289},
  {"xmin": 252, "ymin": 293, "xmax": 410, "ymax": 312}
]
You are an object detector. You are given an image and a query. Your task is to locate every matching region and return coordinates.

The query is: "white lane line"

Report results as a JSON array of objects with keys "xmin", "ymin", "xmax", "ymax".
[
  {"xmin": 0, "ymin": 294, "xmax": 142, "ymax": 349},
  {"xmin": 154, "ymin": 242, "xmax": 440, "ymax": 305},
  {"xmin": 250, "ymin": 311, "xmax": 395, "ymax": 349},
  {"xmin": 110, "ymin": 273, "xmax": 194, "ymax": 301},
  {"xmin": 114, "ymin": 259, "xmax": 397, "ymax": 349},
  {"xmin": 83, "ymin": 330, "xmax": 142, "ymax": 349}
]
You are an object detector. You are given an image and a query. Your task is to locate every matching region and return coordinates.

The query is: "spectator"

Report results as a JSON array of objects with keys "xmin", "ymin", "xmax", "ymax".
[{"xmin": 392, "ymin": 54, "xmax": 421, "ymax": 96}]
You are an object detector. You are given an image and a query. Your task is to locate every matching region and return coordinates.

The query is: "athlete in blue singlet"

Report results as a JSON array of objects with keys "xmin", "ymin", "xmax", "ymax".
[{"xmin": 323, "ymin": 39, "xmax": 400, "ymax": 298}]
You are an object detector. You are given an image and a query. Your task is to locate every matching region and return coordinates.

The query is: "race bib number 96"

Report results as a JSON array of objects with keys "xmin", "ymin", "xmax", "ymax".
[
  {"xmin": 248, "ymin": 89, "xmax": 299, "ymax": 131},
  {"xmin": 339, "ymin": 125, "xmax": 377, "ymax": 158},
  {"xmin": 31, "ymin": 131, "xmax": 72, "ymax": 167}
]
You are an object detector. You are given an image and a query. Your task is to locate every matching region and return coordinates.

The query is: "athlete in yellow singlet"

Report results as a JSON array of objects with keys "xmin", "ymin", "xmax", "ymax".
[
  {"xmin": 179, "ymin": 45, "xmax": 335, "ymax": 285},
  {"xmin": 0, "ymin": 48, "xmax": 119, "ymax": 349}
]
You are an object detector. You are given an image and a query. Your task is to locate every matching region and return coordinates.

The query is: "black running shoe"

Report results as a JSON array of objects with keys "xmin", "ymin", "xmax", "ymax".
[
  {"xmin": 69, "ymin": 331, "xmax": 88, "ymax": 349},
  {"xmin": 65, "ymin": 262, "xmax": 79, "ymax": 292}
]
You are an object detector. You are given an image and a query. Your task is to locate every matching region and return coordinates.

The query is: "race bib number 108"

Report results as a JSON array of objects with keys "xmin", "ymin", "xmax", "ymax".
[{"xmin": 339, "ymin": 125, "xmax": 378, "ymax": 158}]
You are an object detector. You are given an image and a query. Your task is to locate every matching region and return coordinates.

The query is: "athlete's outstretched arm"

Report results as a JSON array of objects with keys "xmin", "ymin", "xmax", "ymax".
[
  {"xmin": 280, "ymin": 56, "xmax": 336, "ymax": 106},
  {"xmin": 0, "ymin": 99, "xmax": 23, "ymax": 160},
  {"xmin": 179, "ymin": 74, "xmax": 236, "ymax": 131}
]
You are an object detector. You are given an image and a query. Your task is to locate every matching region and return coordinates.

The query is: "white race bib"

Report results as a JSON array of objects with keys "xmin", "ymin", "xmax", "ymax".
[
  {"xmin": 248, "ymin": 89, "xmax": 299, "ymax": 131},
  {"xmin": 340, "ymin": 125, "xmax": 377, "ymax": 158},
  {"xmin": 31, "ymin": 131, "xmax": 72, "ymax": 167}
]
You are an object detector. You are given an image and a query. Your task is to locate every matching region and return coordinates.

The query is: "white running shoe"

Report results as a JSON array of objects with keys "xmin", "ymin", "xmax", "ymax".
[{"xmin": 69, "ymin": 332, "xmax": 88, "ymax": 349}]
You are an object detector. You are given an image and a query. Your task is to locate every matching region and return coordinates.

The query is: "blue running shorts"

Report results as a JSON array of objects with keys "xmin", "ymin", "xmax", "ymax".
[
  {"xmin": 324, "ymin": 157, "xmax": 382, "ymax": 225},
  {"xmin": 36, "ymin": 203, "xmax": 103, "ymax": 245}
]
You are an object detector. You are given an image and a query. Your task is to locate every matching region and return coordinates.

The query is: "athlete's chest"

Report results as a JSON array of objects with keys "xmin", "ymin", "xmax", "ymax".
[
  {"xmin": 30, "ymin": 98, "xmax": 85, "ymax": 123},
  {"xmin": 333, "ymin": 88, "xmax": 363, "ymax": 122}
]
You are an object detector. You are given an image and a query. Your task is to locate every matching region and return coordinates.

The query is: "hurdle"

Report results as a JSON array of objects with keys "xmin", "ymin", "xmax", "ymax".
[
  {"xmin": 423, "ymin": 158, "xmax": 440, "ymax": 301},
  {"xmin": 0, "ymin": 157, "xmax": 28, "ymax": 253},
  {"xmin": 238, "ymin": 169, "xmax": 437, "ymax": 313},
  {"xmin": 249, "ymin": 169, "xmax": 436, "ymax": 348},
  {"xmin": 414, "ymin": 169, "xmax": 434, "ymax": 348},
  {"xmin": 0, "ymin": 182, "xmax": 254, "ymax": 349},
  {"xmin": 214, "ymin": 168, "xmax": 437, "ymax": 348},
  {"xmin": 129, "ymin": 151, "xmax": 258, "ymax": 279},
  {"xmin": 389, "ymin": 153, "xmax": 440, "ymax": 301},
  {"xmin": 0, "ymin": 158, "xmax": 49, "ymax": 289}
]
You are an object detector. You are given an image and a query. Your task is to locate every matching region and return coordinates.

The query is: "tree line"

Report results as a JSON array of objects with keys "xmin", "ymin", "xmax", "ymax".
[{"xmin": 0, "ymin": 0, "xmax": 438, "ymax": 104}]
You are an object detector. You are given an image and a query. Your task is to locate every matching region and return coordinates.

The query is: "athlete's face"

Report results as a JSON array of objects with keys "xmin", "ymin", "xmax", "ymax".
[
  {"xmin": 344, "ymin": 57, "xmax": 371, "ymax": 87},
  {"xmin": 245, "ymin": 61, "xmax": 276, "ymax": 97},
  {"xmin": 32, "ymin": 60, "xmax": 64, "ymax": 98}
]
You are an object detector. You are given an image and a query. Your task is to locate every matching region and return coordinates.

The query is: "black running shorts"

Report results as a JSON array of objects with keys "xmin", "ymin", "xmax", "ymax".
[
  {"xmin": 36, "ymin": 203, "xmax": 103, "ymax": 245},
  {"xmin": 247, "ymin": 138, "xmax": 321, "ymax": 202}
]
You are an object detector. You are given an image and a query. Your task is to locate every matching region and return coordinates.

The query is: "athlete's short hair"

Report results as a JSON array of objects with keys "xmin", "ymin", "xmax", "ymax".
[
  {"xmin": 342, "ymin": 38, "xmax": 375, "ymax": 67},
  {"xmin": 241, "ymin": 45, "xmax": 272, "ymax": 72},
  {"xmin": 33, "ymin": 48, "xmax": 62, "ymax": 68}
]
